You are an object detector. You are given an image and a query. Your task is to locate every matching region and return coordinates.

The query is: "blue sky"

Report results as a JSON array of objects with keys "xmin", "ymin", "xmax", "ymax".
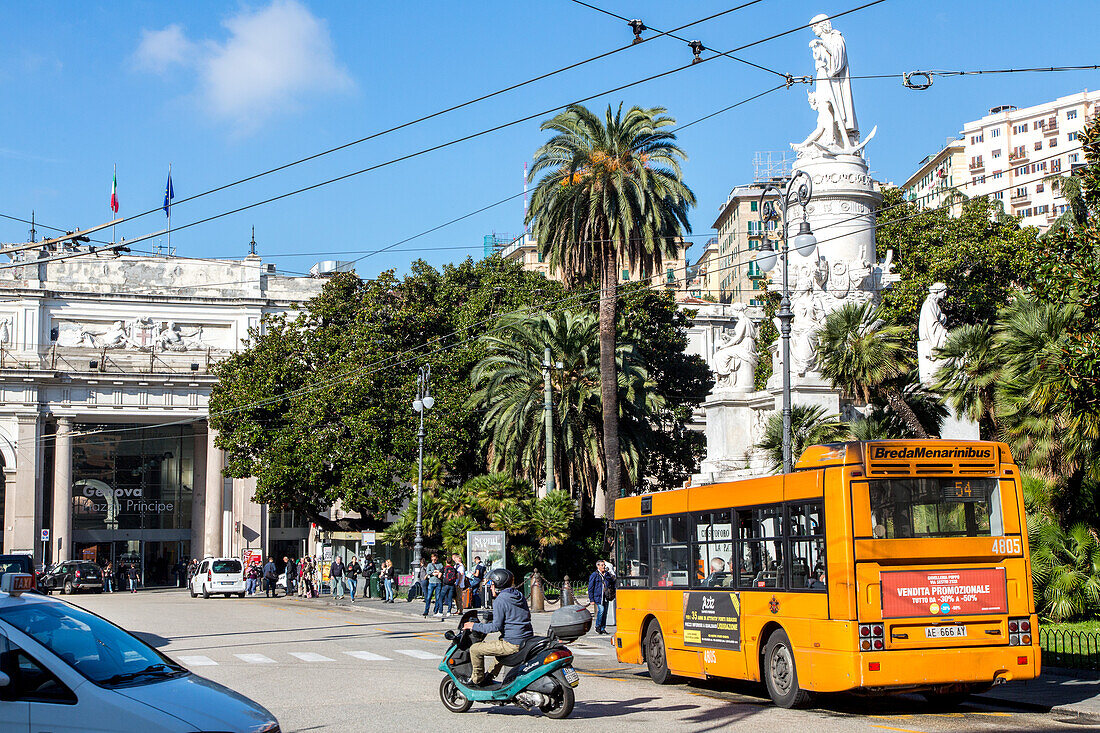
[{"xmin": 0, "ymin": 1, "xmax": 1097, "ymax": 276}]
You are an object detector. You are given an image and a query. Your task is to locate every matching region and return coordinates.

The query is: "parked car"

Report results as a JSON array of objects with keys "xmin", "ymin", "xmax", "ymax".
[
  {"xmin": 189, "ymin": 558, "xmax": 245, "ymax": 599},
  {"xmin": 39, "ymin": 561, "xmax": 103, "ymax": 595},
  {"xmin": 0, "ymin": 572, "xmax": 279, "ymax": 732}
]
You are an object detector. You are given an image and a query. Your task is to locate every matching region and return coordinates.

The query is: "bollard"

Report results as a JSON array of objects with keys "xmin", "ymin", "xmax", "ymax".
[
  {"xmin": 561, "ymin": 575, "xmax": 573, "ymax": 606},
  {"xmin": 531, "ymin": 568, "xmax": 545, "ymax": 612}
]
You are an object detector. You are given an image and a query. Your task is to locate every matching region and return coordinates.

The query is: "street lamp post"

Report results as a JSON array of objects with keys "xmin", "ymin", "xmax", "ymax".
[
  {"xmin": 755, "ymin": 169, "xmax": 817, "ymax": 474},
  {"xmin": 412, "ymin": 364, "xmax": 435, "ymax": 580}
]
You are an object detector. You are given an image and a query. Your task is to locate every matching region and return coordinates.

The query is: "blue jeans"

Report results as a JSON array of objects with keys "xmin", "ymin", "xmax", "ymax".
[
  {"xmin": 384, "ymin": 578, "xmax": 395, "ymax": 601},
  {"xmin": 347, "ymin": 577, "xmax": 357, "ymax": 600},
  {"xmin": 439, "ymin": 584, "xmax": 455, "ymax": 614},
  {"xmin": 595, "ymin": 601, "xmax": 609, "ymax": 631},
  {"xmin": 424, "ymin": 583, "xmax": 441, "ymax": 614},
  {"xmin": 333, "ymin": 576, "xmax": 344, "ymax": 597},
  {"xmin": 245, "ymin": 578, "xmax": 256, "ymax": 595}
]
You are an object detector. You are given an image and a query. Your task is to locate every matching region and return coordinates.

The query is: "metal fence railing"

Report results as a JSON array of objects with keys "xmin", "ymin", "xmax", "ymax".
[{"xmin": 1040, "ymin": 627, "xmax": 1100, "ymax": 671}]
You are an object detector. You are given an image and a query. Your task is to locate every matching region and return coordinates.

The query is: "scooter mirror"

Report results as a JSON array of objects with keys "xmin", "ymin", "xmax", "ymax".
[{"xmin": 444, "ymin": 630, "xmax": 456, "ymax": 641}]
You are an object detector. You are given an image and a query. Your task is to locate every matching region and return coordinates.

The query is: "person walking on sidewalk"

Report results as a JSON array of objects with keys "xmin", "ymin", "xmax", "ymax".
[
  {"xmin": 263, "ymin": 557, "xmax": 278, "ymax": 598},
  {"xmin": 587, "ymin": 560, "xmax": 616, "ymax": 634},
  {"xmin": 363, "ymin": 554, "xmax": 376, "ymax": 599},
  {"xmin": 451, "ymin": 553, "xmax": 468, "ymax": 613},
  {"xmin": 104, "ymin": 562, "xmax": 115, "ymax": 593},
  {"xmin": 439, "ymin": 557, "xmax": 458, "ymax": 617},
  {"xmin": 423, "ymin": 553, "xmax": 443, "ymax": 617},
  {"xmin": 127, "ymin": 565, "xmax": 139, "ymax": 593},
  {"xmin": 330, "ymin": 556, "xmax": 345, "ymax": 599},
  {"xmin": 381, "ymin": 559, "xmax": 396, "ymax": 602},
  {"xmin": 468, "ymin": 556, "xmax": 485, "ymax": 608},
  {"xmin": 346, "ymin": 556, "xmax": 361, "ymax": 602},
  {"xmin": 284, "ymin": 556, "xmax": 297, "ymax": 597}
]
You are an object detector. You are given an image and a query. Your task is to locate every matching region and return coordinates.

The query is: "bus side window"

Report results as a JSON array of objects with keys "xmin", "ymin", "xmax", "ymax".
[
  {"xmin": 616, "ymin": 521, "xmax": 649, "ymax": 588},
  {"xmin": 789, "ymin": 502, "xmax": 826, "ymax": 590}
]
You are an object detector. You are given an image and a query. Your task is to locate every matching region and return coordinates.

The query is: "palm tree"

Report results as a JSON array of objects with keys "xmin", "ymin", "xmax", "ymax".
[
  {"xmin": 469, "ymin": 309, "xmax": 662, "ymax": 514},
  {"xmin": 816, "ymin": 301, "xmax": 932, "ymax": 438},
  {"xmin": 526, "ymin": 104, "xmax": 695, "ymax": 519},
  {"xmin": 1029, "ymin": 518, "xmax": 1100, "ymax": 622},
  {"xmin": 757, "ymin": 405, "xmax": 849, "ymax": 473},
  {"xmin": 1041, "ymin": 173, "xmax": 1091, "ymax": 237},
  {"xmin": 933, "ymin": 323, "xmax": 1002, "ymax": 435}
]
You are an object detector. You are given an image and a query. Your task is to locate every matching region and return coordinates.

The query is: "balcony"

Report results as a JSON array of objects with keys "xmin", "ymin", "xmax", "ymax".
[
  {"xmin": 968, "ymin": 161, "xmax": 985, "ymax": 173},
  {"xmin": 1008, "ymin": 150, "xmax": 1029, "ymax": 164},
  {"xmin": 1044, "ymin": 119, "xmax": 1059, "ymax": 135},
  {"xmin": 1010, "ymin": 192, "xmax": 1030, "ymax": 204}
]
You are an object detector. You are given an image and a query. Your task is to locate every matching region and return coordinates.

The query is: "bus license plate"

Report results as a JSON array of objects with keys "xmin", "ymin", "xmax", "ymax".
[
  {"xmin": 925, "ymin": 625, "xmax": 967, "ymax": 639},
  {"xmin": 563, "ymin": 666, "xmax": 580, "ymax": 688}
]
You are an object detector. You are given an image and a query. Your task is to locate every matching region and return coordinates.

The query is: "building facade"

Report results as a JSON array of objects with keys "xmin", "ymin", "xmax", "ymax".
[
  {"xmin": 711, "ymin": 183, "xmax": 781, "ymax": 305},
  {"xmin": 956, "ymin": 91, "xmax": 1098, "ymax": 229},
  {"xmin": 900, "ymin": 142, "xmax": 968, "ymax": 214},
  {"xmin": 0, "ymin": 250, "xmax": 325, "ymax": 584}
]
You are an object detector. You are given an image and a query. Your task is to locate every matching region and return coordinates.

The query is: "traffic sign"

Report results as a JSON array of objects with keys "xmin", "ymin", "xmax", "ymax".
[
  {"xmin": 40, "ymin": 529, "xmax": 49, "ymax": 542},
  {"xmin": 362, "ymin": 531, "xmax": 376, "ymax": 546}
]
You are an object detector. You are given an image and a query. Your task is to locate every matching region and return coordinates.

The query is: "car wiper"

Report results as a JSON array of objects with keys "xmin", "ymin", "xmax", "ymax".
[{"xmin": 101, "ymin": 663, "xmax": 186, "ymax": 685}]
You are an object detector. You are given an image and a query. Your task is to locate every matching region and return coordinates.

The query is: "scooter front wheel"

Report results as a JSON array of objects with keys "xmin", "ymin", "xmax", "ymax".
[
  {"xmin": 439, "ymin": 676, "xmax": 473, "ymax": 713},
  {"xmin": 540, "ymin": 679, "xmax": 575, "ymax": 719}
]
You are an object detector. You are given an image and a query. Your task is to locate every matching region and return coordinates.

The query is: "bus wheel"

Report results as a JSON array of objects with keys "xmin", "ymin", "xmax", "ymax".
[
  {"xmin": 764, "ymin": 630, "xmax": 811, "ymax": 709},
  {"xmin": 645, "ymin": 623, "xmax": 675, "ymax": 685}
]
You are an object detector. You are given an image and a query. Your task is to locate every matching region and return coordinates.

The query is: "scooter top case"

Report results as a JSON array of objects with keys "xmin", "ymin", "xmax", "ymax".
[{"xmin": 548, "ymin": 605, "xmax": 592, "ymax": 642}]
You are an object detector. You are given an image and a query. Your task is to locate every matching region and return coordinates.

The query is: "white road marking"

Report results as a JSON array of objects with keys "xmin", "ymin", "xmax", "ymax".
[
  {"xmin": 289, "ymin": 652, "xmax": 334, "ymax": 662},
  {"xmin": 394, "ymin": 649, "xmax": 442, "ymax": 660},
  {"xmin": 344, "ymin": 651, "xmax": 392, "ymax": 661},
  {"xmin": 235, "ymin": 653, "xmax": 277, "ymax": 664},
  {"xmin": 570, "ymin": 648, "xmax": 607, "ymax": 656},
  {"xmin": 177, "ymin": 655, "xmax": 217, "ymax": 666}
]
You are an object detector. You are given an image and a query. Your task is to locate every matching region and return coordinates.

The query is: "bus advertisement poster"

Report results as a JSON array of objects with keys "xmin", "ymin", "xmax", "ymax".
[
  {"xmin": 881, "ymin": 567, "xmax": 1008, "ymax": 618},
  {"xmin": 683, "ymin": 592, "xmax": 741, "ymax": 650}
]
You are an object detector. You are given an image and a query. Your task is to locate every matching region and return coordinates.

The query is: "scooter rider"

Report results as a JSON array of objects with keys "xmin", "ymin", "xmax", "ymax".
[{"xmin": 462, "ymin": 568, "xmax": 533, "ymax": 686}]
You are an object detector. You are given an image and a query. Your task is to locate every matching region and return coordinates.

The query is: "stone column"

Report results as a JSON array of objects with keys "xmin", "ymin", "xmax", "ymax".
[
  {"xmin": 190, "ymin": 427, "xmax": 207, "ymax": 559},
  {"xmin": 51, "ymin": 418, "xmax": 73, "ymax": 563},
  {"xmin": 9, "ymin": 414, "xmax": 41, "ymax": 561},
  {"xmin": 202, "ymin": 426, "xmax": 224, "ymax": 558}
]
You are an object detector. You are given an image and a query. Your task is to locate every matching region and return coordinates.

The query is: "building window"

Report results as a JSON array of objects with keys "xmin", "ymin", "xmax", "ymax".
[
  {"xmin": 750, "ymin": 201, "xmax": 758, "ymax": 212},
  {"xmin": 1033, "ymin": 120, "xmax": 1044, "ymax": 130},
  {"xmin": 1050, "ymin": 137, "xmax": 1058, "ymax": 148},
  {"xmin": 1034, "ymin": 140, "xmax": 1043, "ymax": 151},
  {"xmin": 1015, "ymin": 166, "xmax": 1028, "ymax": 176},
  {"xmin": 991, "ymin": 149, "xmax": 1001, "ymax": 158},
  {"xmin": 666, "ymin": 268, "xmax": 675, "ymax": 284},
  {"xmin": 991, "ymin": 128, "xmax": 1001, "ymax": 137},
  {"xmin": 1036, "ymin": 183, "xmax": 1045, "ymax": 193},
  {"xmin": 994, "ymin": 191, "xmax": 1004, "ymax": 200},
  {"xmin": 1070, "ymin": 153, "xmax": 1080, "ymax": 163},
  {"xmin": 1013, "ymin": 123, "xmax": 1028, "ymax": 134},
  {"xmin": 1033, "ymin": 161, "xmax": 1047, "ymax": 174},
  {"xmin": 1051, "ymin": 159, "xmax": 1062, "ymax": 173},
  {"xmin": 621, "ymin": 269, "xmax": 629, "ymax": 281},
  {"xmin": 1068, "ymin": 110, "xmax": 1078, "ymax": 120},
  {"xmin": 971, "ymin": 134, "xmax": 983, "ymax": 144},
  {"xmin": 1069, "ymin": 131, "xmax": 1079, "ymax": 142},
  {"xmin": 537, "ymin": 252, "xmax": 543, "ymax": 263},
  {"xmin": 992, "ymin": 170, "xmax": 1003, "ymax": 179},
  {"xmin": 1015, "ymin": 187, "xmax": 1028, "ymax": 198}
]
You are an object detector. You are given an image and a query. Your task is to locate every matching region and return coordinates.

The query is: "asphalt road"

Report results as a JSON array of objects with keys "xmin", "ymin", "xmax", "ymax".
[{"xmin": 68, "ymin": 589, "xmax": 1086, "ymax": 733}]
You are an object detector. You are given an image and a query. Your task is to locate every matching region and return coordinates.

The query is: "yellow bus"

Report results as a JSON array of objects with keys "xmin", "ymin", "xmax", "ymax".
[{"xmin": 612, "ymin": 440, "xmax": 1039, "ymax": 707}]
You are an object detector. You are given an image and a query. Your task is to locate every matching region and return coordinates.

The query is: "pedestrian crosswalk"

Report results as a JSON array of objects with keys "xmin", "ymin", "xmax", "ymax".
[{"xmin": 173, "ymin": 642, "xmax": 611, "ymax": 668}]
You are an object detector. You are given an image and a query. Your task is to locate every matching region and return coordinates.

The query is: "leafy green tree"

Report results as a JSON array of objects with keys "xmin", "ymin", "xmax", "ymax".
[
  {"xmin": 816, "ymin": 301, "xmax": 932, "ymax": 438},
  {"xmin": 1030, "ymin": 517, "xmax": 1100, "ymax": 622},
  {"xmin": 932, "ymin": 323, "xmax": 1002, "ymax": 437},
  {"xmin": 757, "ymin": 405, "xmax": 848, "ymax": 472},
  {"xmin": 527, "ymin": 104, "xmax": 695, "ymax": 519}
]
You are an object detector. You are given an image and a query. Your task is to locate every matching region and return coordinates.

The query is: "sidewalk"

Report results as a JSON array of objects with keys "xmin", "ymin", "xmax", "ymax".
[{"xmin": 975, "ymin": 667, "xmax": 1100, "ymax": 723}]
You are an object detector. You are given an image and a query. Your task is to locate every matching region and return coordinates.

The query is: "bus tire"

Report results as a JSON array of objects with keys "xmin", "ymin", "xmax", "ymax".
[
  {"xmin": 645, "ymin": 622, "xmax": 675, "ymax": 685},
  {"xmin": 763, "ymin": 629, "xmax": 811, "ymax": 709}
]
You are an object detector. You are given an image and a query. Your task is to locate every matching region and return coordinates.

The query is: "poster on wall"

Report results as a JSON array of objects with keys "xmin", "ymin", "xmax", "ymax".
[
  {"xmin": 467, "ymin": 531, "xmax": 506, "ymax": 572},
  {"xmin": 683, "ymin": 591, "xmax": 741, "ymax": 650},
  {"xmin": 881, "ymin": 567, "xmax": 1008, "ymax": 618}
]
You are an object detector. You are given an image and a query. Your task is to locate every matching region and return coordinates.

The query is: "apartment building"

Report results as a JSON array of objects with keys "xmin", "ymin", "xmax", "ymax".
[
  {"xmin": 686, "ymin": 237, "xmax": 719, "ymax": 300},
  {"xmin": 900, "ymin": 142, "xmax": 968, "ymax": 214},
  {"xmin": 711, "ymin": 183, "xmax": 781, "ymax": 305},
  {"xmin": 497, "ymin": 232, "xmax": 691, "ymax": 291},
  {"xmin": 959, "ymin": 90, "xmax": 1098, "ymax": 229}
]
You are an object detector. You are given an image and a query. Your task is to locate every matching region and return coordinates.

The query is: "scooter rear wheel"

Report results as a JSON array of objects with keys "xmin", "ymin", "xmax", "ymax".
[
  {"xmin": 540, "ymin": 680, "xmax": 575, "ymax": 719},
  {"xmin": 439, "ymin": 677, "xmax": 473, "ymax": 713}
]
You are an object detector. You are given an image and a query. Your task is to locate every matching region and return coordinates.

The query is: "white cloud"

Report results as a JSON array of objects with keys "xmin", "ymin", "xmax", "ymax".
[
  {"xmin": 134, "ymin": 24, "xmax": 196, "ymax": 73},
  {"xmin": 134, "ymin": 2, "xmax": 352, "ymax": 129}
]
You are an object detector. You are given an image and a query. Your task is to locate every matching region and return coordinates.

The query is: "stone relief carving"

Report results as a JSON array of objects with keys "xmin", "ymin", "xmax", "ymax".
[
  {"xmin": 712, "ymin": 303, "xmax": 757, "ymax": 391},
  {"xmin": 0, "ymin": 317, "xmax": 11, "ymax": 345},
  {"xmin": 54, "ymin": 318, "xmax": 223, "ymax": 351},
  {"xmin": 917, "ymin": 282, "xmax": 948, "ymax": 386}
]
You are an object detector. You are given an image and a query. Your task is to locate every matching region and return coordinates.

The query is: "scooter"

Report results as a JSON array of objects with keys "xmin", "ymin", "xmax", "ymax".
[{"xmin": 438, "ymin": 606, "xmax": 591, "ymax": 719}]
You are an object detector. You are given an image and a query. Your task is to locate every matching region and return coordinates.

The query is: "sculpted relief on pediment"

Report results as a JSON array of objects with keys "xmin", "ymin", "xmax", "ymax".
[{"xmin": 53, "ymin": 317, "xmax": 230, "ymax": 352}]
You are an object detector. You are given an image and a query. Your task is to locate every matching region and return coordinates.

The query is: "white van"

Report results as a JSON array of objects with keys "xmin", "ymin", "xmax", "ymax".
[{"xmin": 189, "ymin": 558, "xmax": 245, "ymax": 599}]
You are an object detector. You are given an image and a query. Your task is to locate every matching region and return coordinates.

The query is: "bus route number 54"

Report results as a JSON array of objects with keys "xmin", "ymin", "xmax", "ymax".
[{"xmin": 992, "ymin": 538, "xmax": 1021, "ymax": 555}]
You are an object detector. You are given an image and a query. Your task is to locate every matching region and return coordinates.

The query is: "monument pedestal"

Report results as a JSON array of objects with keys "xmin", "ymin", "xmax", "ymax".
[
  {"xmin": 772, "ymin": 373, "xmax": 841, "ymax": 417},
  {"xmin": 694, "ymin": 389, "xmax": 773, "ymax": 483},
  {"xmin": 940, "ymin": 409, "xmax": 980, "ymax": 440}
]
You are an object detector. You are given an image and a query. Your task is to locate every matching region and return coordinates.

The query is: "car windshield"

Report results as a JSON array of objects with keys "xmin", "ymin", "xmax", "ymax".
[
  {"xmin": 0, "ymin": 602, "xmax": 186, "ymax": 687},
  {"xmin": 212, "ymin": 560, "xmax": 242, "ymax": 574}
]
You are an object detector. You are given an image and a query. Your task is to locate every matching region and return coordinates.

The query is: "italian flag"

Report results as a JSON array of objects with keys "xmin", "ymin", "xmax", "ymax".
[{"xmin": 110, "ymin": 166, "xmax": 119, "ymax": 214}]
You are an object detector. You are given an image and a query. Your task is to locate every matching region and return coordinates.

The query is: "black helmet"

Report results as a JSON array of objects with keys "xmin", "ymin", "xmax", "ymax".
[{"xmin": 488, "ymin": 568, "xmax": 514, "ymax": 589}]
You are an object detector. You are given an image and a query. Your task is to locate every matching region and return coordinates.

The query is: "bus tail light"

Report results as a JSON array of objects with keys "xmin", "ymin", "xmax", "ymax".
[
  {"xmin": 859, "ymin": 623, "xmax": 884, "ymax": 651},
  {"xmin": 1009, "ymin": 618, "xmax": 1032, "ymax": 646}
]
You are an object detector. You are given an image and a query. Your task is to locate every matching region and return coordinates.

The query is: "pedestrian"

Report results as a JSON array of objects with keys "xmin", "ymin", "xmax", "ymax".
[
  {"xmin": 330, "ymin": 555, "xmax": 345, "ymax": 599},
  {"xmin": 127, "ymin": 564, "xmax": 139, "ymax": 593},
  {"xmin": 263, "ymin": 556, "xmax": 278, "ymax": 598},
  {"xmin": 468, "ymin": 555, "xmax": 486, "ymax": 608},
  {"xmin": 439, "ymin": 557, "xmax": 458, "ymax": 617},
  {"xmin": 422, "ymin": 553, "xmax": 443, "ymax": 617},
  {"xmin": 346, "ymin": 556, "xmax": 361, "ymax": 602},
  {"xmin": 451, "ymin": 553, "xmax": 467, "ymax": 613},
  {"xmin": 587, "ymin": 560, "xmax": 616, "ymax": 635},
  {"xmin": 363, "ymin": 554, "xmax": 377, "ymax": 599},
  {"xmin": 284, "ymin": 556, "xmax": 297, "ymax": 597},
  {"xmin": 102, "ymin": 562, "xmax": 113, "ymax": 593},
  {"xmin": 381, "ymin": 559, "xmax": 396, "ymax": 602},
  {"xmin": 302, "ymin": 558, "xmax": 316, "ymax": 598}
]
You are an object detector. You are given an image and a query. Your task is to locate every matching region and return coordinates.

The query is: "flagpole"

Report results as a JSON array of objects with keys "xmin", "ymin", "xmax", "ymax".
[
  {"xmin": 112, "ymin": 163, "xmax": 117, "ymax": 245},
  {"xmin": 167, "ymin": 163, "xmax": 172, "ymax": 255}
]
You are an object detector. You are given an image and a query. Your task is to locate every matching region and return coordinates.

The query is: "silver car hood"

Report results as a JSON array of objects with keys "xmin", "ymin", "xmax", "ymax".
[{"xmin": 115, "ymin": 673, "xmax": 277, "ymax": 732}]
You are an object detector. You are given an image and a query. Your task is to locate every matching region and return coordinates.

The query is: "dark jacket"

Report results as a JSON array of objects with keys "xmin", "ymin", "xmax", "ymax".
[
  {"xmin": 329, "ymin": 560, "xmax": 344, "ymax": 577},
  {"xmin": 473, "ymin": 587, "xmax": 534, "ymax": 645},
  {"xmin": 347, "ymin": 561, "xmax": 361, "ymax": 579},
  {"xmin": 588, "ymin": 570, "xmax": 614, "ymax": 605},
  {"xmin": 263, "ymin": 562, "xmax": 278, "ymax": 580}
]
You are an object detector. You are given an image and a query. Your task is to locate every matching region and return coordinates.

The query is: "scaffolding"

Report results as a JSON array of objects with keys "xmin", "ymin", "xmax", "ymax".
[{"xmin": 753, "ymin": 151, "xmax": 795, "ymax": 184}]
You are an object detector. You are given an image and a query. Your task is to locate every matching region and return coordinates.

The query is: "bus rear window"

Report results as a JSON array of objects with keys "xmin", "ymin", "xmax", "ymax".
[{"xmin": 867, "ymin": 478, "xmax": 1003, "ymax": 539}]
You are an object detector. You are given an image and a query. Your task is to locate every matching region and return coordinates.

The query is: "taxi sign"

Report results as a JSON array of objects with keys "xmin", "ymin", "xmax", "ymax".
[{"xmin": 1, "ymin": 573, "xmax": 35, "ymax": 596}]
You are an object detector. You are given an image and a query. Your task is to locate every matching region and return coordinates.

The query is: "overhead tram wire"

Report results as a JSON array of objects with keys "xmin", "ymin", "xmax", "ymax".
[{"xmin": 565, "ymin": 0, "xmax": 790, "ymax": 80}]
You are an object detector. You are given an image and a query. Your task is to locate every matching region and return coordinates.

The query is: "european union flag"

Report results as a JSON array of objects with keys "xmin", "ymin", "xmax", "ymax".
[{"xmin": 163, "ymin": 169, "xmax": 174, "ymax": 217}]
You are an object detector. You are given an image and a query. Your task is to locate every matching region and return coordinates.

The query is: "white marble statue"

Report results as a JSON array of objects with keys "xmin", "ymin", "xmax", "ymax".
[
  {"xmin": 918, "ymin": 282, "xmax": 948, "ymax": 386},
  {"xmin": 809, "ymin": 14, "xmax": 858, "ymax": 150},
  {"xmin": 712, "ymin": 303, "xmax": 757, "ymax": 391},
  {"xmin": 0, "ymin": 317, "xmax": 10, "ymax": 345}
]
